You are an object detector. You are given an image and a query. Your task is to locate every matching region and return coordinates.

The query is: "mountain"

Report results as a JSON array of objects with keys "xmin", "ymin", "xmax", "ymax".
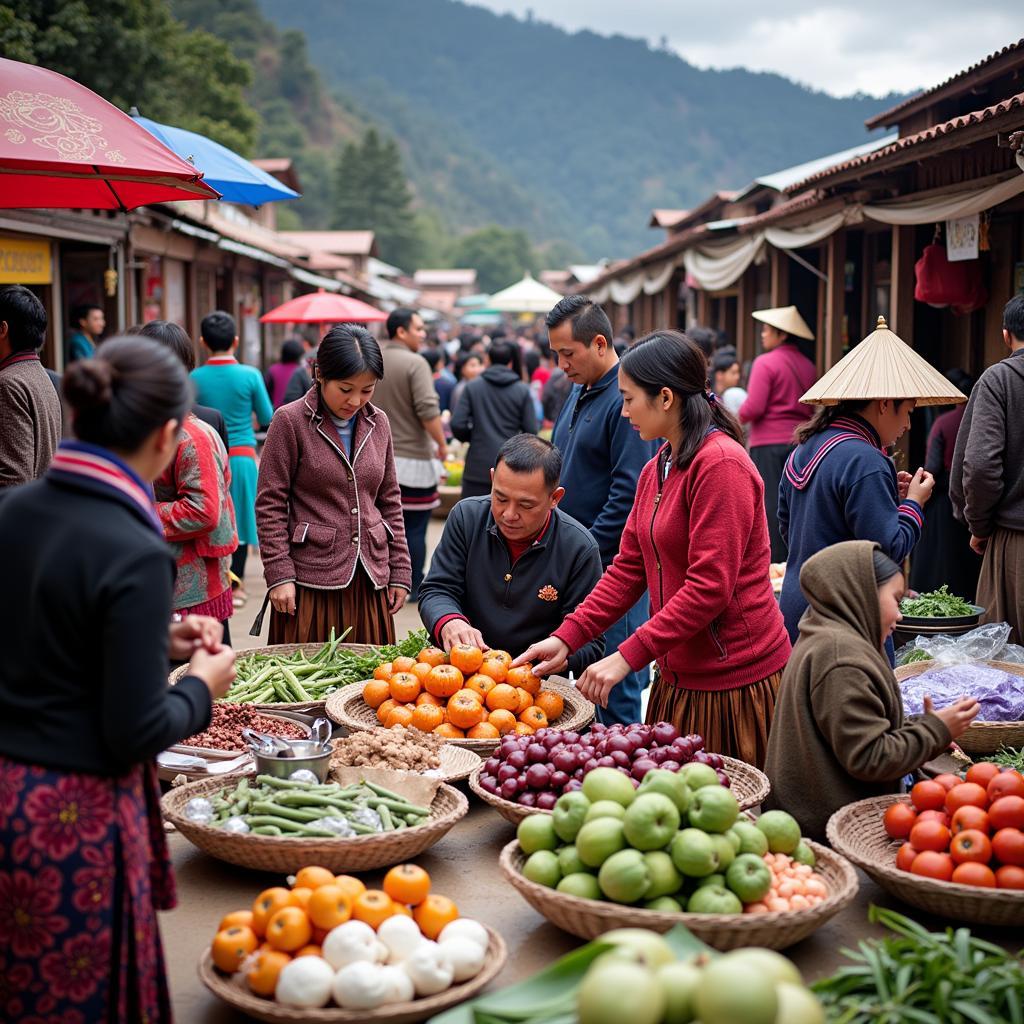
[{"xmin": 257, "ymin": 0, "xmax": 899, "ymax": 257}]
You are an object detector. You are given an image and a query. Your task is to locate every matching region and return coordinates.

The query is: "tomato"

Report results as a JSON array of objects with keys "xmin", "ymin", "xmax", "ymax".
[
  {"xmin": 987, "ymin": 770, "xmax": 1024, "ymax": 802},
  {"xmin": 950, "ymin": 805, "xmax": 989, "ymax": 835},
  {"xmin": 965, "ymin": 762, "xmax": 1001, "ymax": 788},
  {"xmin": 910, "ymin": 780, "xmax": 947, "ymax": 812},
  {"xmin": 895, "ymin": 842, "xmax": 918, "ymax": 872},
  {"xmin": 951, "ymin": 862, "xmax": 996, "ymax": 888},
  {"xmin": 908, "ymin": 819, "xmax": 951, "ymax": 853},
  {"xmin": 991, "ymin": 827, "xmax": 1024, "ymax": 867},
  {"xmin": 917, "ymin": 810, "xmax": 950, "ymax": 828},
  {"xmin": 945, "ymin": 782, "xmax": 989, "ymax": 814},
  {"xmin": 949, "ymin": 828, "xmax": 992, "ymax": 865},
  {"xmin": 995, "ymin": 864, "xmax": 1024, "ymax": 889},
  {"xmin": 988, "ymin": 795, "xmax": 1024, "ymax": 831},
  {"xmin": 910, "ymin": 850, "xmax": 954, "ymax": 881},
  {"xmin": 883, "ymin": 803, "xmax": 917, "ymax": 840},
  {"xmin": 932, "ymin": 773, "xmax": 961, "ymax": 792}
]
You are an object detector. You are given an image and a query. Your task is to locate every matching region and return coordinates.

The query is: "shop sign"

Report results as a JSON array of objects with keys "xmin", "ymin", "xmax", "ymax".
[
  {"xmin": 0, "ymin": 236, "xmax": 52, "ymax": 284},
  {"xmin": 946, "ymin": 214, "xmax": 979, "ymax": 262}
]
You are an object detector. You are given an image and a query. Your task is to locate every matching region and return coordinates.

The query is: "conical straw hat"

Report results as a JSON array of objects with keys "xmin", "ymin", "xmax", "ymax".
[
  {"xmin": 752, "ymin": 305, "xmax": 814, "ymax": 340},
  {"xmin": 801, "ymin": 315, "xmax": 967, "ymax": 407}
]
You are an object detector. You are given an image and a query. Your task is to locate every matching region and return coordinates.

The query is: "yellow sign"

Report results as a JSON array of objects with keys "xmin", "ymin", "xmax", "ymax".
[{"xmin": 0, "ymin": 236, "xmax": 52, "ymax": 284}]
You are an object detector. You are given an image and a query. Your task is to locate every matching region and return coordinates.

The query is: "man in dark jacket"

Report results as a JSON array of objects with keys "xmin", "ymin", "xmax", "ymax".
[
  {"xmin": 450, "ymin": 340, "xmax": 538, "ymax": 498},
  {"xmin": 418, "ymin": 433, "xmax": 603, "ymax": 675},
  {"xmin": 547, "ymin": 295, "xmax": 658, "ymax": 724},
  {"xmin": 951, "ymin": 295, "xmax": 1024, "ymax": 641}
]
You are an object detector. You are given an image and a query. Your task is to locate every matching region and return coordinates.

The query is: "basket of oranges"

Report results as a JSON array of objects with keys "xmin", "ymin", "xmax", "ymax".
[
  {"xmin": 201, "ymin": 864, "xmax": 507, "ymax": 1023},
  {"xmin": 325, "ymin": 644, "xmax": 595, "ymax": 756}
]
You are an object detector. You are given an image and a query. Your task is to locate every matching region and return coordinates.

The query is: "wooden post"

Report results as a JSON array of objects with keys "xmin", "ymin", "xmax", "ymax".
[
  {"xmin": 890, "ymin": 223, "xmax": 916, "ymax": 346},
  {"xmin": 769, "ymin": 246, "xmax": 788, "ymax": 307},
  {"xmin": 824, "ymin": 230, "xmax": 846, "ymax": 372},
  {"xmin": 736, "ymin": 268, "xmax": 754, "ymax": 366}
]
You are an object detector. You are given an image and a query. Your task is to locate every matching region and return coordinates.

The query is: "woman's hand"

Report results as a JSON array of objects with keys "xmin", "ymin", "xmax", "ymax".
[
  {"xmin": 169, "ymin": 615, "xmax": 223, "ymax": 660},
  {"xmin": 387, "ymin": 586, "xmax": 408, "ymax": 614},
  {"xmin": 924, "ymin": 694, "xmax": 980, "ymax": 740},
  {"xmin": 188, "ymin": 646, "xmax": 237, "ymax": 699},
  {"xmin": 513, "ymin": 637, "xmax": 570, "ymax": 677},
  {"xmin": 906, "ymin": 467, "xmax": 935, "ymax": 507},
  {"xmin": 269, "ymin": 582, "xmax": 297, "ymax": 615},
  {"xmin": 577, "ymin": 652, "xmax": 632, "ymax": 708}
]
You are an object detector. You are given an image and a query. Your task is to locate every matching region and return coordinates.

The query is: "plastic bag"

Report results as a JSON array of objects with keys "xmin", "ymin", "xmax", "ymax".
[
  {"xmin": 900, "ymin": 663, "xmax": 1024, "ymax": 721},
  {"xmin": 895, "ymin": 622, "xmax": 1024, "ymax": 666}
]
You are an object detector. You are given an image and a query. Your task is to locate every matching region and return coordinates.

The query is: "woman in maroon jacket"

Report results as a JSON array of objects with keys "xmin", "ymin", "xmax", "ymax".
[
  {"xmin": 256, "ymin": 324, "xmax": 412, "ymax": 645},
  {"xmin": 519, "ymin": 331, "xmax": 791, "ymax": 767}
]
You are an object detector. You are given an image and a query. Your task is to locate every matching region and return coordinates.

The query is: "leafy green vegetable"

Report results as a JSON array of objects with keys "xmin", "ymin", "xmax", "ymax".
[
  {"xmin": 897, "ymin": 648, "xmax": 932, "ymax": 666},
  {"xmin": 900, "ymin": 586, "xmax": 975, "ymax": 618},
  {"xmin": 991, "ymin": 745, "xmax": 1024, "ymax": 773}
]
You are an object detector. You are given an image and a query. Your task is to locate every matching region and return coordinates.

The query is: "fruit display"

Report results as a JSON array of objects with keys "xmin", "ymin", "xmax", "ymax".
[
  {"xmin": 181, "ymin": 703, "xmax": 308, "ymax": 750},
  {"xmin": 361, "ymin": 644, "xmax": 570, "ymax": 739},
  {"xmin": 883, "ymin": 765, "xmax": 1024, "ymax": 889},
  {"xmin": 515, "ymin": 766, "xmax": 829, "ymax": 914},
  {"xmin": 475, "ymin": 723, "xmax": 731, "ymax": 809},
  {"xmin": 329, "ymin": 725, "xmax": 445, "ymax": 774},
  {"xmin": 207, "ymin": 863, "xmax": 494, "ymax": 1010}
]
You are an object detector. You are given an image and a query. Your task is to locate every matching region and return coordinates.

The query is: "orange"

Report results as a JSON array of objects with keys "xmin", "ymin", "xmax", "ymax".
[
  {"xmin": 534, "ymin": 691, "xmax": 564, "ymax": 721},
  {"xmin": 377, "ymin": 698, "xmax": 398, "ymax": 725},
  {"xmin": 485, "ymin": 683, "xmax": 520, "ymax": 712},
  {"xmin": 295, "ymin": 944, "xmax": 322, "ymax": 958},
  {"xmin": 468, "ymin": 722, "xmax": 500, "ymax": 739},
  {"xmin": 411, "ymin": 704, "xmax": 445, "ymax": 732},
  {"xmin": 333, "ymin": 875, "xmax": 366, "ymax": 902},
  {"xmin": 392, "ymin": 656, "xmax": 417, "ymax": 673},
  {"xmin": 307, "ymin": 884, "xmax": 354, "ymax": 930},
  {"xmin": 434, "ymin": 723, "xmax": 465, "ymax": 738},
  {"xmin": 449, "ymin": 644, "xmax": 484, "ymax": 675},
  {"xmin": 389, "ymin": 671, "xmax": 421, "ymax": 703},
  {"xmin": 383, "ymin": 864, "xmax": 432, "ymax": 906},
  {"xmin": 425, "ymin": 664, "xmax": 464, "ymax": 698},
  {"xmin": 411, "ymin": 662, "xmax": 433, "ymax": 683},
  {"xmin": 363, "ymin": 678, "xmax": 391, "ymax": 709},
  {"xmin": 447, "ymin": 692, "xmax": 487, "ymax": 730},
  {"xmin": 488, "ymin": 709, "xmax": 518, "ymax": 734},
  {"xmin": 418, "ymin": 646, "xmax": 448, "ymax": 667},
  {"xmin": 513, "ymin": 722, "xmax": 535, "ymax": 736},
  {"xmin": 416, "ymin": 691, "xmax": 443, "ymax": 707},
  {"xmin": 515, "ymin": 687, "xmax": 534, "ymax": 714},
  {"xmin": 486, "ymin": 650, "xmax": 513, "ymax": 668},
  {"xmin": 218, "ymin": 909, "xmax": 254, "ymax": 932},
  {"xmin": 478, "ymin": 659, "xmax": 508, "ymax": 684},
  {"xmin": 452, "ymin": 687, "xmax": 483, "ymax": 705},
  {"xmin": 290, "ymin": 887, "xmax": 313, "ymax": 909},
  {"xmin": 294, "ymin": 866, "xmax": 337, "ymax": 891},
  {"xmin": 211, "ymin": 925, "xmax": 258, "ymax": 973},
  {"xmin": 252, "ymin": 887, "xmax": 298, "ymax": 937},
  {"xmin": 520, "ymin": 706, "xmax": 548, "ymax": 730},
  {"xmin": 507, "ymin": 665, "xmax": 540, "ymax": 694},
  {"xmin": 385, "ymin": 705, "xmax": 415, "ymax": 729},
  {"xmin": 465, "ymin": 673, "xmax": 497, "ymax": 700},
  {"xmin": 413, "ymin": 894, "xmax": 459, "ymax": 940},
  {"xmin": 373, "ymin": 661, "xmax": 394, "ymax": 681},
  {"xmin": 266, "ymin": 905, "xmax": 312, "ymax": 953},
  {"xmin": 352, "ymin": 889, "xmax": 396, "ymax": 929},
  {"xmin": 392, "ymin": 902, "xmax": 413, "ymax": 918},
  {"xmin": 247, "ymin": 949, "xmax": 291, "ymax": 997}
]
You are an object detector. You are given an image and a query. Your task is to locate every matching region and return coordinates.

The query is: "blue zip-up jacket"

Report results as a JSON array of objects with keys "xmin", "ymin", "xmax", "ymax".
[
  {"xmin": 551, "ymin": 363, "xmax": 660, "ymax": 567},
  {"xmin": 778, "ymin": 414, "xmax": 924, "ymax": 643}
]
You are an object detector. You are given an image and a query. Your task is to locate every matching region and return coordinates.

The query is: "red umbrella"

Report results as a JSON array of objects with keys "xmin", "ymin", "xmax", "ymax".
[
  {"xmin": 0, "ymin": 57, "xmax": 219, "ymax": 209},
  {"xmin": 260, "ymin": 289, "xmax": 387, "ymax": 326}
]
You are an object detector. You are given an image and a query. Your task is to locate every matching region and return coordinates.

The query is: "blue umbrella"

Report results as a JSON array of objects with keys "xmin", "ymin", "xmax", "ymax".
[{"xmin": 131, "ymin": 114, "xmax": 300, "ymax": 206}]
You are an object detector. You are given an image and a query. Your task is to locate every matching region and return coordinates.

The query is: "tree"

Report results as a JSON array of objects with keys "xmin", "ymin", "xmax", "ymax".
[
  {"xmin": 450, "ymin": 226, "xmax": 536, "ymax": 294},
  {"xmin": 332, "ymin": 127, "xmax": 423, "ymax": 272}
]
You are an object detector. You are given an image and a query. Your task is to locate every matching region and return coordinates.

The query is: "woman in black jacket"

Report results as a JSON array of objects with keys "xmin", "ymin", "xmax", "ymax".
[
  {"xmin": 0, "ymin": 336, "xmax": 236, "ymax": 1023},
  {"xmin": 451, "ymin": 340, "xmax": 538, "ymax": 497}
]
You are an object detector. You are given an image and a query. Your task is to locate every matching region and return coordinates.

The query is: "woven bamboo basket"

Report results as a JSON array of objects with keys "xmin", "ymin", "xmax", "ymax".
[
  {"xmin": 827, "ymin": 794, "xmax": 1024, "ymax": 927},
  {"xmin": 326, "ymin": 678, "xmax": 595, "ymax": 756},
  {"xmin": 198, "ymin": 927, "xmax": 507, "ymax": 1024},
  {"xmin": 499, "ymin": 837, "xmax": 857, "ymax": 950},
  {"xmin": 468, "ymin": 755, "xmax": 771, "ymax": 826},
  {"xmin": 895, "ymin": 660, "xmax": 1024, "ymax": 756},
  {"xmin": 327, "ymin": 743, "xmax": 482, "ymax": 785},
  {"xmin": 162, "ymin": 775, "xmax": 468, "ymax": 873},
  {"xmin": 169, "ymin": 642, "xmax": 376, "ymax": 714}
]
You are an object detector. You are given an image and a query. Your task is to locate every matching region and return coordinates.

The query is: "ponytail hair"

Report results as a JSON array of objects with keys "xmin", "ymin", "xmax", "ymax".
[{"xmin": 621, "ymin": 330, "xmax": 744, "ymax": 470}]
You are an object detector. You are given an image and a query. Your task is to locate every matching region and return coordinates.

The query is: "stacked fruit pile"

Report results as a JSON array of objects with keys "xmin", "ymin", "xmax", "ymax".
[
  {"xmin": 208, "ymin": 864, "xmax": 490, "ymax": 1009},
  {"xmin": 883, "ymin": 763, "xmax": 1024, "ymax": 889},
  {"xmin": 362, "ymin": 645, "xmax": 566, "ymax": 740},
  {"xmin": 517, "ymin": 766, "xmax": 828, "ymax": 914},
  {"xmin": 476, "ymin": 723, "xmax": 729, "ymax": 809}
]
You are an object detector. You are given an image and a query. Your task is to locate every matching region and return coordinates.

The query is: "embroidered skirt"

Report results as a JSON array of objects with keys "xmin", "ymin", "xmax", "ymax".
[{"xmin": 0, "ymin": 756, "xmax": 175, "ymax": 1023}]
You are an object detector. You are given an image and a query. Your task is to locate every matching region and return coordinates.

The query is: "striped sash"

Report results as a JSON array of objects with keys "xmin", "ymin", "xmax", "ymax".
[{"xmin": 784, "ymin": 417, "xmax": 880, "ymax": 492}]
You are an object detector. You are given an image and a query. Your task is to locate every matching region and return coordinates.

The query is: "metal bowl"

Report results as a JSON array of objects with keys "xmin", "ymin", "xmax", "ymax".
[{"xmin": 253, "ymin": 742, "xmax": 332, "ymax": 782}]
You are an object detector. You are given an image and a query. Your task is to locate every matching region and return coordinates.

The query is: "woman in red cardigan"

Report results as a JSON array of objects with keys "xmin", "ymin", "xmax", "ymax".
[{"xmin": 518, "ymin": 331, "xmax": 791, "ymax": 767}]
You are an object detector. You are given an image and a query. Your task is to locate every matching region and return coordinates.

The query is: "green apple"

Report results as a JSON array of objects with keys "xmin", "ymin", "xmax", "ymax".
[
  {"xmin": 723, "ymin": 948, "xmax": 802, "ymax": 987},
  {"xmin": 688, "ymin": 785, "xmax": 739, "ymax": 833},
  {"xmin": 694, "ymin": 872, "xmax": 726, "ymax": 890},
  {"xmin": 522, "ymin": 849, "xmax": 561, "ymax": 888},
  {"xmin": 585, "ymin": 800, "xmax": 627, "ymax": 822},
  {"xmin": 710, "ymin": 834, "xmax": 735, "ymax": 872},
  {"xmin": 578, "ymin": 960, "xmax": 665, "ymax": 1024},
  {"xmin": 723, "ymin": 828, "xmax": 742, "ymax": 852},
  {"xmin": 679, "ymin": 762, "xmax": 720, "ymax": 791},
  {"xmin": 552, "ymin": 791, "xmax": 591, "ymax": 843},
  {"xmin": 775, "ymin": 981, "xmax": 825, "ymax": 1024},
  {"xmin": 670, "ymin": 828, "xmax": 719, "ymax": 877},
  {"xmin": 600, "ymin": 928, "xmax": 675, "ymax": 968},
  {"xmin": 638, "ymin": 769, "xmax": 692, "ymax": 814},
  {"xmin": 732, "ymin": 820, "xmax": 770, "ymax": 856},
  {"xmin": 558, "ymin": 845, "xmax": 592, "ymax": 876},
  {"xmin": 644, "ymin": 895, "xmax": 684, "ymax": 912},
  {"xmin": 756, "ymin": 810, "xmax": 802, "ymax": 854},
  {"xmin": 643, "ymin": 850, "xmax": 683, "ymax": 898},
  {"xmin": 517, "ymin": 813, "xmax": 559, "ymax": 854},
  {"xmin": 725, "ymin": 852, "xmax": 773, "ymax": 903},
  {"xmin": 576, "ymin": 818, "xmax": 626, "ymax": 868},
  {"xmin": 623, "ymin": 793, "xmax": 681, "ymax": 851},
  {"xmin": 693, "ymin": 952, "xmax": 779, "ymax": 1024},
  {"xmin": 793, "ymin": 840, "xmax": 816, "ymax": 867},
  {"xmin": 657, "ymin": 961, "xmax": 702, "ymax": 1024},
  {"xmin": 598, "ymin": 849, "xmax": 651, "ymax": 904},
  {"xmin": 686, "ymin": 884, "xmax": 742, "ymax": 915},
  {"xmin": 582, "ymin": 767, "xmax": 636, "ymax": 807},
  {"xmin": 557, "ymin": 872, "xmax": 602, "ymax": 900}
]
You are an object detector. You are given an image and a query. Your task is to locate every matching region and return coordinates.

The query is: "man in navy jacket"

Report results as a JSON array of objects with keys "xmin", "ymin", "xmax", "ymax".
[{"xmin": 547, "ymin": 296, "xmax": 659, "ymax": 724}]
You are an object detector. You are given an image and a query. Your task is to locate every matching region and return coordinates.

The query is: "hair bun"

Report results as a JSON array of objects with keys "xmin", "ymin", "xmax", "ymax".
[{"xmin": 63, "ymin": 358, "xmax": 115, "ymax": 412}]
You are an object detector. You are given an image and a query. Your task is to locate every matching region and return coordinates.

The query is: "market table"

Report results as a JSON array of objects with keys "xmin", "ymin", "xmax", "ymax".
[{"xmin": 162, "ymin": 796, "xmax": 1022, "ymax": 1022}]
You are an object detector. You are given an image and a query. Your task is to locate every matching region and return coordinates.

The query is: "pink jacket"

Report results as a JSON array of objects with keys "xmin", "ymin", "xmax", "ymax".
[
  {"xmin": 256, "ymin": 389, "xmax": 411, "ymax": 591},
  {"xmin": 739, "ymin": 344, "xmax": 818, "ymax": 447}
]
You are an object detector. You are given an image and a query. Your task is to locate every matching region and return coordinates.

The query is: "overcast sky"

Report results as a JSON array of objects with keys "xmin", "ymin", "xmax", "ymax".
[{"xmin": 467, "ymin": 1, "xmax": 1020, "ymax": 97}]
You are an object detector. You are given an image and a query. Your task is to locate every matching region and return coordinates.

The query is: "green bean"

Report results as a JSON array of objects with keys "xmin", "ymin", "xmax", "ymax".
[
  {"xmin": 377, "ymin": 804, "xmax": 394, "ymax": 830},
  {"xmin": 368, "ymin": 796, "xmax": 431, "ymax": 817},
  {"xmin": 242, "ymin": 815, "xmax": 338, "ymax": 837},
  {"xmin": 251, "ymin": 825, "xmax": 283, "ymax": 835},
  {"xmin": 251, "ymin": 800, "xmax": 327, "ymax": 823},
  {"xmin": 256, "ymin": 774, "xmax": 317, "ymax": 790},
  {"xmin": 364, "ymin": 780, "xmax": 406, "ymax": 801}
]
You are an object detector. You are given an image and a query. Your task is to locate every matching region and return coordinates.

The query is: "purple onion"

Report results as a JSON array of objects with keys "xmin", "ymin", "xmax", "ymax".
[
  {"xmin": 551, "ymin": 750, "xmax": 576, "ymax": 773},
  {"xmin": 536, "ymin": 792, "xmax": 558, "ymax": 811},
  {"xmin": 631, "ymin": 757, "xmax": 658, "ymax": 781},
  {"xmin": 597, "ymin": 756, "xmax": 616, "ymax": 768},
  {"xmin": 590, "ymin": 723, "xmax": 607, "ymax": 734},
  {"xmin": 660, "ymin": 760, "xmax": 680, "ymax": 773},
  {"xmin": 708, "ymin": 754, "xmax": 723, "ymax": 769},
  {"xmin": 500, "ymin": 778, "xmax": 519, "ymax": 799},
  {"xmin": 485, "ymin": 757, "xmax": 501, "ymax": 774},
  {"xmin": 527, "ymin": 743, "xmax": 549, "ymax": 764},
  {"xmin": 526, "ymin": 764, "xmax": 551, "ymax": 789},
  {"xmin": 584, "ymin": 758, "xmax": 599, "ymax": 773},
  {"xmin": 498, "ymin": 764, "xmax": 519, "ymax": 783},
  {"xmin": 563, "ymin": 732, "xmax": 580, "ymax": 744},
  {"xmin": 634, "ymin": 748, "xmax": 649, "ymax": 760},
  {"xmin": 610, "ymin": 750, "xmax": 631, "ymax": 768},
  {"xmin": 694, "ymin": 751, "xmax": 710, "ymax": 764},
  {"xmin": 507, "ymin": 750, "xmax": 527, "ymax": 770},
  {"xmin": 652, "ymin": 722, "xmax": 680, "ymax": 746},
  {"xmin": 565, "ymin": 779, "xmax": 584, "ymax": 792},
  {"xmin": 550, "ymin": 769, "xmax": 569, "ymax": 789},
  {"xmin": 607, "ymin": 734, "xmax": 633, "ymax": 755},
  {"xmin": 517, "ymin": 791, "xmax": 537, "ymax": 807},
  {"xmin": 717, "ymin": 772, "xmax": 732, "ymax": 788}
]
